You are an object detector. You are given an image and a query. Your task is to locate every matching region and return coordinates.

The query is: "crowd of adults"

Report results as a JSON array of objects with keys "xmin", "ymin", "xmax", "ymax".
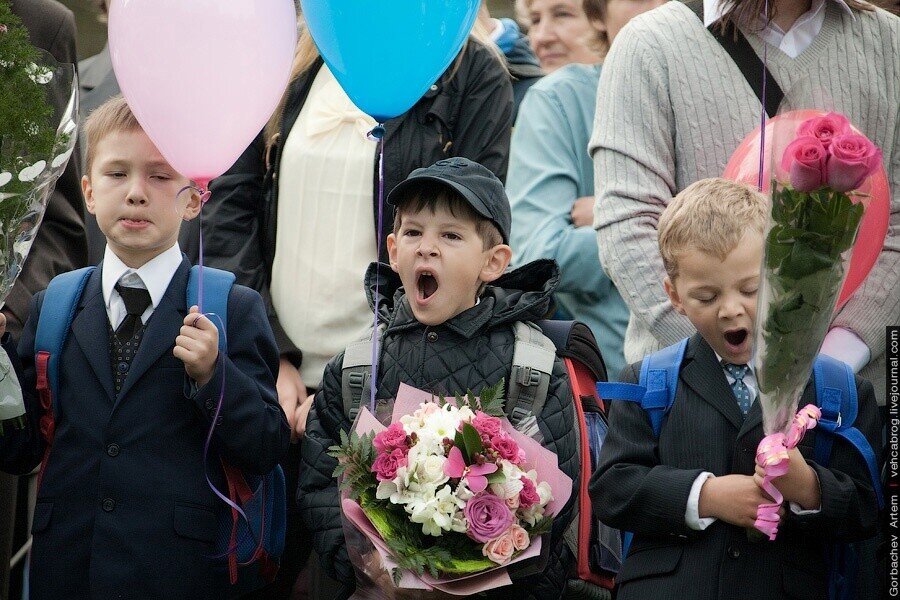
[{"xmin": 1, "ymin": 0, "xmax": 897, "ymax": 597}]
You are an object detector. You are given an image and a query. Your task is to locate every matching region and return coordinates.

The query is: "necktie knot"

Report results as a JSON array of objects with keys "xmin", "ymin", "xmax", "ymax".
[
  {"xmin": 115, "ymin": 282, "xmax": 151, "ymax": 317},
  {"xmin": 724, "ymin": 363, "xmax": 749, "ymax": 382}
]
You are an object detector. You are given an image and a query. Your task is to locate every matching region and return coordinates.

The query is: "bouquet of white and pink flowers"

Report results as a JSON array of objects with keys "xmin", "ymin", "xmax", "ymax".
[{"xmin": 330, "ymin": 381, "xmax": 572, "ymax": 595}]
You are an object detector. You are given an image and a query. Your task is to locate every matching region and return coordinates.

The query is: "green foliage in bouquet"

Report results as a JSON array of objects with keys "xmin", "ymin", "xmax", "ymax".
[
  {"xmin": 330, "ymin": 430, "xmax": 379, "ymax": 501},
  {"xmin": 440, "ymin": 379, "xmax": 506, "ymax": 418},
  {"xmin": 0, "ymin": 0, "xmax": 58, "ymax": 172},
  {"xmin": 757, "ymin": 184, "xmax": 864, "ymax": 398}
]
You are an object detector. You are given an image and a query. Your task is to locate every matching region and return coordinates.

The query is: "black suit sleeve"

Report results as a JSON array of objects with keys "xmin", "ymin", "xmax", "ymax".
[
  {"xmin": 189, "ymin": 285, "xmax": 289, "ymax": 474},
  {"xmin": 589, "ymin": 362, "xmax": 704, "ymax": 537},
  {"xmin": 784, "ymin": 375, "xmax": 880, "ymax": 542}
]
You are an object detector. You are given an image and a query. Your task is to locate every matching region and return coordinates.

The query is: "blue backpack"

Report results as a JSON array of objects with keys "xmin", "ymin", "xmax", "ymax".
[
  {"xmin": 34, "ymin": 266, "xmax": 287, "ymax": 590},
  {"xmin": 596, "ymin": 340, "xmax": 883, "ymax": 600}
]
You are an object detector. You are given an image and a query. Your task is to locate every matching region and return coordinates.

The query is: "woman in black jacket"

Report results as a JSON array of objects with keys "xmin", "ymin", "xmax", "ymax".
[{"xmin": 204, "ymin": 23, "xmax": 513, "ymax": 598}]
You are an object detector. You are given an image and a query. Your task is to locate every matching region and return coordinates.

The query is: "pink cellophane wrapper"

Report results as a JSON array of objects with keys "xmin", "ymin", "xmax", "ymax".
[{"xmin": 340, "ymin": 383, "xmax": 573, "ymax": 596}]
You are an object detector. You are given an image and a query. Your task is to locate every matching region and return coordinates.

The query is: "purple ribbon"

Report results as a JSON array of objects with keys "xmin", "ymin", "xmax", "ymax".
[
  {"xmin": 366, "ymin": 124, "xmax": 386, "ymax": 417},
  {"xmin": 758, "ymin": 0, "xmax": 770, "ymax": 191}
]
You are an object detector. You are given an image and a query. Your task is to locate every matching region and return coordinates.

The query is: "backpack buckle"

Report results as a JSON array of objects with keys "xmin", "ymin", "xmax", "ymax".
[
  {"xmin": 515, "ymin": 366, "xmax": 542, "ymax": 387},
  {"xmin": 348, "ymin": 372, "xmax": 365, "ymax": 389},
  {"xmin": 510, "ymin": 405, "xmax": 531, "ymax": 424}
]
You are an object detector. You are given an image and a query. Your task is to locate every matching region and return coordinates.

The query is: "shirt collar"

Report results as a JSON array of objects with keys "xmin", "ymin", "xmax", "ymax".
[
  {"xmin": 703, "ymin": 0, "xmax": 853, "ymax": 27},
  {"xmin": 713, "ymin": 350, "xmax": 756, "ymax": 377},
  {"xmin": 102, "ymin": 243, "xmax": 183, "ymax": 310}
]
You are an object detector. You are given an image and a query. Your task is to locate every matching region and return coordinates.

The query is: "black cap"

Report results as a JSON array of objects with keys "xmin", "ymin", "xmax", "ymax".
[{"xmin": 387, "ymin": 158, "xmax": 511, "ymax": 244}]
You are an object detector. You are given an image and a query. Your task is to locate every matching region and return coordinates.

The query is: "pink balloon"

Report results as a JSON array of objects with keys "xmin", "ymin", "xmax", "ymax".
[
  {"xmin": 108, "ymin": 0, "xmax": 297, "ymax": 187},
  {"xmin": 723, "ymin": 110, "xmax": 889, "ymax": 311}
]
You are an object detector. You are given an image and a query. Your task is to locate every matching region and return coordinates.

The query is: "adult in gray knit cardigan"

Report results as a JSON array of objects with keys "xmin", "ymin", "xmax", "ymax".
[{"xmin": 590, "ymin": 0, "xmax": 899, "ymax": 403}]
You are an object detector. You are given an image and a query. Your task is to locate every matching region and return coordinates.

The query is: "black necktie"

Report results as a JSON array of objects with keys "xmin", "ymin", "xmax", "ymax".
[{"xmin": 114, "ymin": 282, "xmax": 152, "ymax": 343}]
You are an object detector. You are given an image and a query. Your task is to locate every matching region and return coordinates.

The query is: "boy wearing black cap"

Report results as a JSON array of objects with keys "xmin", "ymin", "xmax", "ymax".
[{"xmin": 297, "ymin": 157, "xmax": 579, "ymax": 599}]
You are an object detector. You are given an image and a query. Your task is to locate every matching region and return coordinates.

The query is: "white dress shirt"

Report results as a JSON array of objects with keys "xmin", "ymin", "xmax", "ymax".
[
  {"xmin": 102, "ymin": 243, "xmax": 183, "ymax": 330},
  {"xmin": 705, "ymin": 0, "xmax": 854, "ymax": 58}
]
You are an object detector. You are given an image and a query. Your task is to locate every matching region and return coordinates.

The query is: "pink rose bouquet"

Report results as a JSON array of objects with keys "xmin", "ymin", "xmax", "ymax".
[
  {"xmin": 329, "ymin": 382, "xmax": 571, "ymax": 594},
  {"xmin": 757, "ymin": 111, "xmax": 883, "ymax": 436}
]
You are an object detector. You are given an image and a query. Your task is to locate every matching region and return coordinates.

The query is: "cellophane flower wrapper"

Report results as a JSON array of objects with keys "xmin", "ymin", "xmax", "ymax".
[
  {"xmin": 0, "ymin": 25, "xmax": 79, "ymax": 433},
  {"xmin": 333, "ymin": 383, "xmax": 572, "ymax": 597},
  {"xmin": 754, "ymin": 110, "xmax": 882, "ymax": 435}
]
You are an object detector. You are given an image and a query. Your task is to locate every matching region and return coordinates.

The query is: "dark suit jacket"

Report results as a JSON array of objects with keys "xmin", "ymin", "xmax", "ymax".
[
  {"xmin": 5, "ymin": 0, "xmax": 89, "ymax": 338},
  {"xmin": 0, "ymin": 259, "xmax": 289, "ymax": 599},
  {"xmin": 590, "ymin": 334, "xmax": 879, "ymax": 600}
]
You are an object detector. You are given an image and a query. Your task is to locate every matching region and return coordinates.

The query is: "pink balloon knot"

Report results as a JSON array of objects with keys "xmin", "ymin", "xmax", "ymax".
[{"xmin": 754, "ymin": 405, "xmax": 821, "ymax": 540}]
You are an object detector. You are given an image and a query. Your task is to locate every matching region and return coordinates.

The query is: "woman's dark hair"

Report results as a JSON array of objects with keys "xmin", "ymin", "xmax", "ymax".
[
  {"xmin": 715, "ymin": 0, "xmax": 874, "ymax": 33},
  {"xmin": 582, "ymin": 0, "xmax": 610, "ymax": 55}
]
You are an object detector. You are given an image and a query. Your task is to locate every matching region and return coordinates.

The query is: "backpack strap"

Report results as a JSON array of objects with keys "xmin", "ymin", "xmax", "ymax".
[
  {"xmin": 341, "ymin": 325, "xmax": 385, "ymax": 421},
  {"xmin": 684, "ymin": 0, "xmax": 784, "ymax": 117},
  {"xmin": 505, "ymin": 321, "xmax": 556, "ymax": 427},
  {"xmin": 637, "ymin": 339, "xmax": 689, "ymax": 438},
  {"xmin": 34, "ymin": 266, "xmax": 96, "ymax": 487},
  {"xmin": 187, "ymin": 266, "xmax": 234, "ymax": 353},
  {"xmin": 595, "ymin": 339, "xmax": 689, "ymax": 439},
  {"xmin": 812, "ymin": 355, "xmax": 884, "ymax": 509}
]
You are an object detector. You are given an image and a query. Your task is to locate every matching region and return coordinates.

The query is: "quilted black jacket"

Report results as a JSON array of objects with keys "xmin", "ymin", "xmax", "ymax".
[{"xmin": 298, "ymin": 259, "xmax": 579, "ymax": 599}]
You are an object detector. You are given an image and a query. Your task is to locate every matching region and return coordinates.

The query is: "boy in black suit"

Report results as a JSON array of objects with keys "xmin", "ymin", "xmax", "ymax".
[
  {"xmin": 590, "ymin": 178, "xmax": 879, "ymax": 600},
  {"xmin": 0, "ymin": 96, "xmax": 289, "ymax": 599}
]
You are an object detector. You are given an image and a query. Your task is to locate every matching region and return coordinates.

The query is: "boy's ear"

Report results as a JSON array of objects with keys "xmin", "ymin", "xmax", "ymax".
[
  {"xmin": 480, "ymin": 244, "xmax": 512, "ymax": 283},
  {"xmin": 82, "ymin": 175, "xmax": 96, "ymax": 215},
  {"xmin": 386, "ymin": 233, "xmax": 400, "ymax": 273},
  {"xmin": 664, "ymin": 276, "xmax": 687, "ymax": 315},
  {"xmin": 179, "ymin": 187, "xmax": 202, "ymax": 221}
]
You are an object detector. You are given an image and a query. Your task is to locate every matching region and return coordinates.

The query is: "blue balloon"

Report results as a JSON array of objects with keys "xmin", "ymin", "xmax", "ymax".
[{"xmin": 300, "ymin": 0, "xmax": 481, "ymax": 123}]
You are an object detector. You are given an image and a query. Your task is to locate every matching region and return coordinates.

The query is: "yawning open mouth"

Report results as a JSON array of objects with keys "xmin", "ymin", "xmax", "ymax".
[
  {"xmin": 724, "ymin": 328, "xmax": 748, "ymax": 346},
  {"xmin": 417, "ymin": 271, "xmax": 438, "ymax": 300}
]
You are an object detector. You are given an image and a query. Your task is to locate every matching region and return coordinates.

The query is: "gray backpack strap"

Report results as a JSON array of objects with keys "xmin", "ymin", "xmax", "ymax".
[
  {"xmin": 341, "ymin": 326, "xmax": 384, "ymax": 421},
  {"xmin": 506, "ymin": 321, "xmax": 556, "ymax": 427}
]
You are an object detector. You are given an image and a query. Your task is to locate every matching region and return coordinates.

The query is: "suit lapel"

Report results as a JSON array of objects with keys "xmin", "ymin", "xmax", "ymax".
[
  {"xmin": 113, "ymin": 260, "xmax": 189, "ymax": 406},
  {"xmin": 70, "ymin": 268, "xmax": 116, "ymax": 402},
  {"xmin": 680, "ymin": 334, "xmax": 745, "ymax": 432}
]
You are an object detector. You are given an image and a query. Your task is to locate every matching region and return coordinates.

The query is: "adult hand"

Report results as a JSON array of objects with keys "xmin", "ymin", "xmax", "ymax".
[
  {"xmin": 570, "ymin": 196, "xmax": 596, "ymax": 228},
  {"xmin": 174, "ymin": 306, "xmax": 219, "ymax": 387},
  {"xmin": 754, "ymin": 447, "xmax": 820, "ymax": 510},
  {"xmin": 293, "ymin": 394, "xmax": 315, "ymax": 440},
  {"xmin": 277, "ymin": 357, "xmax": 307, "ymax": 443},
  {"xmin": 698, "ymin": 474, "xmax": 782, "ymax": 529}
]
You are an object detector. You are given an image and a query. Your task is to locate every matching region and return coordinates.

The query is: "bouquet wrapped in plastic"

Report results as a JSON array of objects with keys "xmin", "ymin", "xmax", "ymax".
[
  {"xmin": 0, "ymin": 3, "xmax": 78, "ymax": 434},
  {"xmin": 330, "ymin": 382, "xmax": 572, "ymax": 596}
]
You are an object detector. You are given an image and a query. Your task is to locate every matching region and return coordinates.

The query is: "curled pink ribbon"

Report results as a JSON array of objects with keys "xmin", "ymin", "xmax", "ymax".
[{"xmin": 754, "ymin": 404, "xmax": 821, "ymax": 540}]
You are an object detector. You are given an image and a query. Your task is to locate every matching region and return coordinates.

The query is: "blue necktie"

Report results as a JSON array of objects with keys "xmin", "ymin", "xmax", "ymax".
[{"xmin": 724, "ymin": 363, "xmax": 752, "ymax": 416}]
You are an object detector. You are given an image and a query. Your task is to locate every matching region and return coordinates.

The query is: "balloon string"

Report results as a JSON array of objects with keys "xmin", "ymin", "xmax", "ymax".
[
  {"xmin": 757, "ymin": 0, "xmax": 770, "ymax": 191},
  {"xmin": 177, "ymin": 182, "xmax": 258, "ymax": 560},
  {"xmin": 368, "ymin": 124, "xmax": 386, "ymax": 417}
]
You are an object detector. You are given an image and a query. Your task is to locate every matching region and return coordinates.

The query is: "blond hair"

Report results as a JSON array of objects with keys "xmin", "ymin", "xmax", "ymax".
[
  {"xmin": 264, "ymin": 19, "xmax": 505, "ymax": 154},
  {"xmin": 392, "ymin": 185, "xmax": 503, "ymax": 251},
  {"xmin": 83, "ymin": 95, "xmax": 142, "ymax": 175},
  {"xmin": 658, "ymin": 178, "xmax": 768, "ymax": 280}
]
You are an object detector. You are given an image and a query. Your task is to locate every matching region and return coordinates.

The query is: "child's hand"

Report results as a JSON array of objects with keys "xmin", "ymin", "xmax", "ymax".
[
  {"xmin": 698, "ymin": 474, "xmax": 782, "ymax": 528},
  {"xmin": 0, "ymin": 313, "xmax": 6, "ymax": 338},
  {"xmin": 754, "ymin": 447, "xmax": 821, "ymax": 510},
  {"xmin": 174, "ymin": 306, "xmax": 219, "ymax": 388}
]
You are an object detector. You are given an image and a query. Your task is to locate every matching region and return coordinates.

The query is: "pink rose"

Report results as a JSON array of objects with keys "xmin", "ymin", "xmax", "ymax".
[
  {"xmin": 465, "ymin": 494, "xmax": 514, "ymax": 543},
  {"xmin": 519, "ymin": 477, "xmax": 540, "ymax": 509},
  {"xmin": 508, "ymin": 524, "xmax": 530, "ymax": 551},
  {"xmin": 826, "ymin": 133, "xmax": 883, "ymax": 193},
  {"xmin": 472, "ymin": 412, "xmax": 503, "ymax": 439},
  {"xmin": 371, "ymin": 448, "xmax": 407, "ymax": 482},
  {"xmin": 482, "ymin": 531, "xmax": 516, "ymax": 565},
  {"xmin": 780, "ymin": 135, "xmax": 827, "ymax": 192},
  {"xmin": 797, "ymin": 113, "xmax": 851, "ymax": 149},
  {"xmin": 491, "ymin": 435, "xmax": 523, "ymax": 464},
  {"xmin": 373, "ymin": 422, "xmax": 408, "ymax": 454}
]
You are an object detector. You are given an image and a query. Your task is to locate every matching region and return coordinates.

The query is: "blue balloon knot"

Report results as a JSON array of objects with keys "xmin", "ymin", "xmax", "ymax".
[{"xmin": 367, "ymin": 124, "xmax": 386, "ymax": 141}]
